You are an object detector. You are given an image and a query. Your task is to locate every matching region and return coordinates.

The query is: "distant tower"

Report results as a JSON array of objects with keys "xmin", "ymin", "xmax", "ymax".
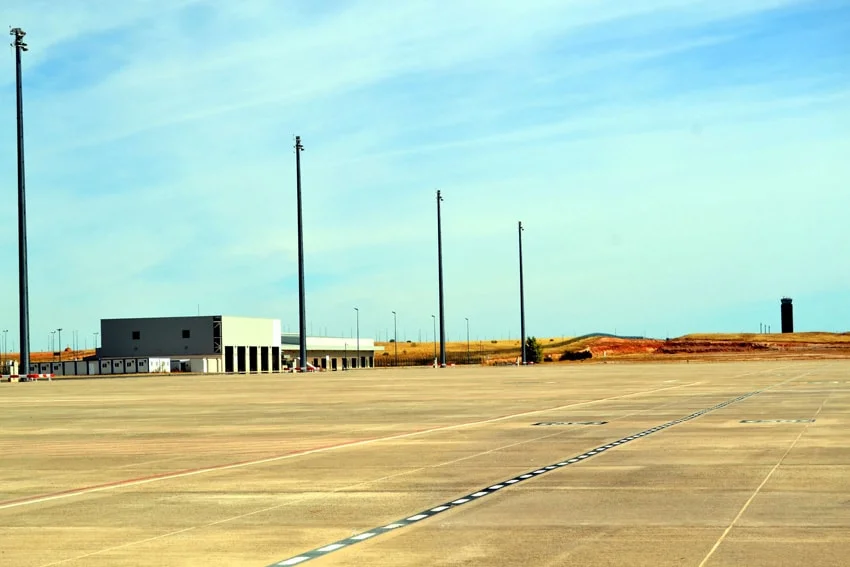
[{"xmin": 781, "ymin": 297, "xmax": 794, "ymax": 333}]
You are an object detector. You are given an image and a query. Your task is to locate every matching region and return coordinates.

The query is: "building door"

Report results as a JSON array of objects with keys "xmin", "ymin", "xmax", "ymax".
[
  {"xmin": 331, "ymin": 358, "xmax": 337, "ymax": 371},
  {"xmin": 237, "ymin": 346, "xmax": 246, "ymax": 373},
  {"xmin": 249, "ymin": 347, "xmax": 258, "ymax": 373},
  {"xmin": 260, "ymin": 347, "xmax": 269, "ymax": 372},
  {"xmin": 225, "ymin": 346, "xmax": 234, "ymax": 373}
]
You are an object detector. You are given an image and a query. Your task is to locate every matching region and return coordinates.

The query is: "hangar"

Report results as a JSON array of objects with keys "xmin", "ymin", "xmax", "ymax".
[{"xmin": 100, "ymin": 315, "xmax": 282, "ymax": 373}]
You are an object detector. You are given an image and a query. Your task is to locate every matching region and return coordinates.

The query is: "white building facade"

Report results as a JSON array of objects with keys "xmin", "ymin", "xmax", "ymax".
[{"xmin": 280, "ymin": 334, "xmax": 382, "ymax": 370}]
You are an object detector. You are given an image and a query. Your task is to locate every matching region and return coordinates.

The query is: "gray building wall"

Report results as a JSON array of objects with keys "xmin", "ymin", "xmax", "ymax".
[{"xmin": 101, "ymin": 316, "xmax": 217, "ymax": 358}]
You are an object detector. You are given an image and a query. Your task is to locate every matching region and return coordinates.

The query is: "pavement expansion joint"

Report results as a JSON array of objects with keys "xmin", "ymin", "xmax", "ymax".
[{"xmin": 268, "ymin": 389, "xmax": 762, "ymax": 567}]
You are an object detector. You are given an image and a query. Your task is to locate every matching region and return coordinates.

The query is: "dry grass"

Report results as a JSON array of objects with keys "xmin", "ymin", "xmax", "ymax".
[
  {"xmin": 4, "ymin": 350, "xmax": 97, "ymax": 364},
  {"xmin": 679, "ymin": 332, "xmax": 850, "ymax": 343},
  {"xmin": 376, "ymin": 337, "xmax": 575, "ymax": 359}
]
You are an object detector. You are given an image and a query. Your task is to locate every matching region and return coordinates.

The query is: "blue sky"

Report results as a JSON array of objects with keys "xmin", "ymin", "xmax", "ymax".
[{"xmin": 0, "ymin": 0, "xmax": 848, "ymax": 351}]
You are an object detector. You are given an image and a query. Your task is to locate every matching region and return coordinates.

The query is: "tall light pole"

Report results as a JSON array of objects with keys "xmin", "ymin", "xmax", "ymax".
[
  {"xmin": 436, "ymin": 190, "xmax": 446, "ymax": 367},
  {"xmin": 465, "ymin": 317, "xmax": 470, "ymax": 364},
  {"xmin": 295, "ymin": 135, "xmax": 307, "ymax": 372},
  {"xmin": 93, "ymin": 332, "xmax": 99, "ymax": 350},
  {"xmin": 431, "ymin": 314, "xmax": 437, "ymax": 363},
  {"xmin": 392, "ymin": 311, "xmax": 398, "ymax": 367},
  {"xmin": 518, "ymin": 221, "xmax": 526, "ymax": 365},
  {"xmin": 51, "ymin": 331, "xmax": 56, "ymax": 358},
  {"xmin": 11, "ymin": 28, "xmax": 31, "ymax": 378},
  {"xmin": 354, "ymin": 307, "xmax": 360, "ymax": 369},
  {"xmin": 2, "ymin": 329, "xmax": 7, "ymax": 371},
  {"xmin": 57, "ymin": 328, "xmax": 62, "ymax": 361}
]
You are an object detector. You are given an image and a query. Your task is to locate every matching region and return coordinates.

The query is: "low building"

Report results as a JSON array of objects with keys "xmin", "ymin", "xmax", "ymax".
[
  {"xmin": 280, "ymin": 334, "xmax": 383, "ymax": 370},
  {"xmin": 99, "ymin": 315, "xmax": 282, "ymax": 373}
]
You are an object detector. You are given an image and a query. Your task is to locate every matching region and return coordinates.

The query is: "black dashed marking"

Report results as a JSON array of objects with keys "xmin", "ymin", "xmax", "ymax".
[
  {"xmin": 740, "ymin": 419, "xmax": 815, "ymax": 424},
  {"xmin": 267, "ymin": 390, "xmax": 759, "ymax": 566},
  {"xmin": 532, "ymin": 421, "xmax": 608, "ymax": 426}
]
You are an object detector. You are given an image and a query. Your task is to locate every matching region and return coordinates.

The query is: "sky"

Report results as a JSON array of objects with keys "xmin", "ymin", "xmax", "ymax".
[{"xmin": 0, "ymin": 0, "xmax": 848, "ymax": 351}]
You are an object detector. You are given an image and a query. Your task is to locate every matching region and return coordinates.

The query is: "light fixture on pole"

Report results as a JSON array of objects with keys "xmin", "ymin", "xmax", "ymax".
[
  {"xmin": 354, "ymin": 307, "xmax": 360, "ymax": 369},
  {"xmin": 465, "ymin": 317, "xmax": 470, "ymax": 364},
  {"xmin": 436, "ymin": 190, "xmax": 446, "ymax": 367},
  {"xmin": 294, "ymin": 135, "xmax": 307, "ymax": 372},
  {"xmin": 11, "ymin": 27, "xmax": 31, "ymax": 378},
  {"xmin": 392, "ymin": 311, "xmax": 398, "ymax": 367},
  {"xmin": 518, "ymin": 221, "xmax": 526, "ymax": 365},
  {"xmin": 431, "ymin": 314, "xmax": 436, "ymax": 364}
]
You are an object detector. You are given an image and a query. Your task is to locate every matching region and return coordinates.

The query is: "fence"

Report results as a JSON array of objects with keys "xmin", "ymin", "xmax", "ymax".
[{"xmin": 374, "ymin": 352, "xmax": 491, "ymax": 367}]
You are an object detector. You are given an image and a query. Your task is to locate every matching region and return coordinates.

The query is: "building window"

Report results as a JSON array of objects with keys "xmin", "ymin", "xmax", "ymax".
[
  {"xmin": 132, "ymin": 331, "xmax": 141, "ymax": 340},
  {"xmin": 182, "ymin": 329, "xmax": 191, "ymax": 339}
]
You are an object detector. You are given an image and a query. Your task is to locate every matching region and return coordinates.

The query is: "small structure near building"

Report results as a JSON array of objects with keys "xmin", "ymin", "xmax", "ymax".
[{"xmin": 280, "ymin": 334, "xmax": 383, "ymax": 371}]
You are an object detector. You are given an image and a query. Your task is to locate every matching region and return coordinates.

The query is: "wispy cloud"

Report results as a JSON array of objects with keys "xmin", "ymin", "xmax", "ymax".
[{"xmin": 0, "ymin": 0, "xmax": 847, "ymax": 349}]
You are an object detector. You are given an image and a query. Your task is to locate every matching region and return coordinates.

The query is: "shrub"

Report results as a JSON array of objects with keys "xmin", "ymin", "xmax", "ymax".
[
  {"xmin": 525, "ymin": 337, "xmax": 543, "ymax": 363},
  {"xmin": 561, "ymin": 350, "xmax": 592, "ymax": 361}
]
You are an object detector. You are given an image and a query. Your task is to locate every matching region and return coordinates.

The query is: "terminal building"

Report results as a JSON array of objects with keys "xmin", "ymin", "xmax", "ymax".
[{"xmin": 25, "ymin": 316, "xmax": 381, "ymax": 376}]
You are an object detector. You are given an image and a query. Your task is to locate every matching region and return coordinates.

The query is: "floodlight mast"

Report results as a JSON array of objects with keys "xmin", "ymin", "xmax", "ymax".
[
  {"xmin": 11, "ymin": 27, "xmax": 31, "ymax": 377},
  {"xmin": 436, "ymin": 190, "xmax": 446, "ymax": 367},
  {"xmin": 518, "ymin": 221, "xmax": 526, "ymax": 365},
  {"xmin": 295, "ymin": 136, "xmax": 307, "ymax": 372}
]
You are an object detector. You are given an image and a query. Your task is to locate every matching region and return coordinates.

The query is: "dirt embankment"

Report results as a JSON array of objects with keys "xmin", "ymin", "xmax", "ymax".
[{"xmin": 571, "ymin": 333, "xmax": 850, "ymax": 361}]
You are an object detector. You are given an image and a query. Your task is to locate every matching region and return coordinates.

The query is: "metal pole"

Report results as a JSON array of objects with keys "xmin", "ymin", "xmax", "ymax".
[
  {"xmin": 354, "ymin": 307, "xmax": 359, "ymax": 369},
  {"xmin": 436, "ymin": 191, "xmax": 446, "ymax": 367},
  {"xmin": 94, "ymin": 332, "xmax": 99, "ymax": 350},
  {"xmin": 11, "ymin": 28, "xmax": 30, "ymax": 377},
  {"xmin": 295, "ymin": 136, "xmax": 307, "ymax": 372},
  {"xmin": 431, "ymin": 314, "xmax": 436, "ymax": 363},
  {"xmin": 465, "ymin": 317, "xmax": 470, "ymax": 364},
  {"xmin": 392, "ymin": 311, "xmax": 398, "ymax": 366},
  {"xmin": 57, "ymin": 328, "xmax": 62, "ymax": 362},
  {"xmin": 518, "ymin": 221, "xmax": 526, "ymax": 364}
]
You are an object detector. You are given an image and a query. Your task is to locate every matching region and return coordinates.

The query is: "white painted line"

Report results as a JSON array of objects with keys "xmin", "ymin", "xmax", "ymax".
[
  {"xmin": 472, "ymin": 491, "xmax": 488, "ymax": 497},
  {"xmin": 278, "ymin": 557, "xmax": 310, "ymax": 566},
  {"xmin": 317, "ymin": 544, "xmax": 345, "ymax": 552},
  {"xmin": 350, "ymin": 533, "xmax": 375, "ymax": 541},
  {"xmin": 520, "ymin": 474, "xmax": 533, "ymax": 479},
  {"xmin": 406, "ymin": 514, "xmax": 428, "ymax": 521},
  {"xmin": 505, "ymin": 479, "xmax": 519, "ymax": 484},
  {"xmin": 488, "ymin": 485, "xmax": 504, "ymax": 490},
  {"xmin": 382, "ymin": 523, "xmax": 405, "ymax": 530},
  {"xmin": 430, "ymin": 506, "xmax": 449, "ymax": 512},
  {"xmin": 451, "ymin": 498, "xmax": 470, "ymax": 504},
  {"xmin": 533, "ymin": 469, "xmax": 546, "ymax": 473}
]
